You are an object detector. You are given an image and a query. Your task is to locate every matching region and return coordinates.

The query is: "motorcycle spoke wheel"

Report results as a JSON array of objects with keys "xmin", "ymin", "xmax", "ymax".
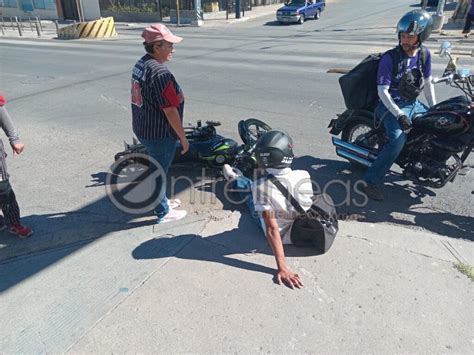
[
  {"xmin": 240, "ymin": 118, "xmax": 272, "ymax": 146},
  {"xmin": 347, "ymin": 124, "xmax": 379, "ymax": 150}
]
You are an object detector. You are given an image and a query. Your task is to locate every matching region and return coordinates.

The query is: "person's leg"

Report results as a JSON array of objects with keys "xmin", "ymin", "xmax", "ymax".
[
  {"xmin": 230, "ymin": 175, "xmax": 256, "ymax": 214},
  {"xmin": 364, "ymin": 103, "xmax": 406, "ymax": 185},
  {"xmin": 462, "ymin": 14, "xmax": 473, "ymax": 34},
  {"xmin": 223, "ymin": 168, "xmax": 261, "ymax": 226},
  {"xmin": 1, "ymin": 187, "xmax": 32, "ymax": 237},
  {"xmin": 3, "ymin": 189, "xmax": 20, "ymax": 226},
  {"xmin": 0, "ymin": 213, "xmax": 6, "ymax": 231},
  {"xmin": 140, "ymin": 137, "xmax": 178, "ymax": 219}
]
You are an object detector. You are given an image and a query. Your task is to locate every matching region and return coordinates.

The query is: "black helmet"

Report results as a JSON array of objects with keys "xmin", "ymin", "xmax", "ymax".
[
  {"xmin": 255, "ymin": 130, "xmax": 294, "ymax": 169},
  {"xmin": 397, "ymin": 9, "xmax": 433, "ymax": 43}
]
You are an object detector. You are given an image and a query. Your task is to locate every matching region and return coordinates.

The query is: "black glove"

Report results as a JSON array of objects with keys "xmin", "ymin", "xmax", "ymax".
[{"xmin": 398, "ymin": 115, "xmax": 412, "ymax": 132}]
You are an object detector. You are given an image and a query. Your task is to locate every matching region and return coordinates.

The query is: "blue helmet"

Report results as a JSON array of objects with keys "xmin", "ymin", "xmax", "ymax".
[{"xmin": 397, "ymin": 10, "xmax": 433, "ymax": 43}]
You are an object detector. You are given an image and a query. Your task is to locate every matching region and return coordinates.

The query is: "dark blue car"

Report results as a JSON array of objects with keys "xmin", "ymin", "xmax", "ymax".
[{"xmin": 276, "ymin": 0, "xmax": 326, "ymax": 24}]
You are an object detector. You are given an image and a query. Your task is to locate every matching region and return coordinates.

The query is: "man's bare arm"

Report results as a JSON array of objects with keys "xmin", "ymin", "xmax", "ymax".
[{"xmin": 262, "ymin": 210, "xmax": 303, "ymax": 289}]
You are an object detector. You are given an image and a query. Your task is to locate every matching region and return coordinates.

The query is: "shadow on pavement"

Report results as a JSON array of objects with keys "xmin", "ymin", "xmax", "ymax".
[
  {"xmin": 410, "ymin": 2, "xmax": 458, "ymax": 11},
  {"xmin": 0, "ymin": 195, "xmax": 156, "ymax": 292},
  {"xmin": 0, "ymin": 165, "xmax": 218, "ymax": 292},
  {"xmin": 133, "ymin": 232, "xmax": 275, "ymax": 276},
  {"xmin": 294, "ymin": 155, "xmax": 474, "ymax": 240},
  {"xmin": 312, "ymin": 26, "xmax": 394, "ymax": 32},
  {"xmin": 133, "ymin": 212, "xmax": 325, "ymax": 279},
  {"xmin": 264, "ymin": 20, "xmax": 289, "ymax": 26}
]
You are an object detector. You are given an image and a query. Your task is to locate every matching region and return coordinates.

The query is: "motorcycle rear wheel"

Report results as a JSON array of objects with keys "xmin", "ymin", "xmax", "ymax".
[{"xmin": 341, "ymin": 116, "xmax": 380, "ymax": 169}]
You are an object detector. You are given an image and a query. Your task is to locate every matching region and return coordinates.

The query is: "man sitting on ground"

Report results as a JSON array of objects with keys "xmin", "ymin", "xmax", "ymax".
[{"xmin": 222, "ymin": 130, "xmax": 313, "ymax": 289}]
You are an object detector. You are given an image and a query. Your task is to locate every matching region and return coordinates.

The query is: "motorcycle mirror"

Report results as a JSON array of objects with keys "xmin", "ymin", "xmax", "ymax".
[
  {"xmin": 456, "ymin": 67, "xmax": 471, "ymax": 78},
  {"xmin": 439, "ymin": 41, "xmax": 452, "ymax": 58}
]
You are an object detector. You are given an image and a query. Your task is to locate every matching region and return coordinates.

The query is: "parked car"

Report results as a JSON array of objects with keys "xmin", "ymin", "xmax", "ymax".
[{"xmin": 276, "ymin": 0, "xmax": 326, "ymax": 24}]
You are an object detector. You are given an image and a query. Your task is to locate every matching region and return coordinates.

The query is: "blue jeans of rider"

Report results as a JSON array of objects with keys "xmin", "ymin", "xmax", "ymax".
[
  {"xmin": 140, "ymin": 137, "xmax": 177, "ymax": 220},
  {"xmin": 227, "ymin": 175, "xmax": 260, "ymax": 226},
  {"xmin": 364, "ymin": 99, "xmax": 428, "ymax": 185}
]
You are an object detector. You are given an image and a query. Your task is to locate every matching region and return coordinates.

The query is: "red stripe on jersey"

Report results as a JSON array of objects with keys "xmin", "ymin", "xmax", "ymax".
[{"xmin": 161, "ymin": 81, "xmax": 181, "ymax": 108}]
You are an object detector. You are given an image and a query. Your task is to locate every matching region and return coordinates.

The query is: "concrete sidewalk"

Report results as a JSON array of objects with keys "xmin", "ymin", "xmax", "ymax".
[
  {"xmin": 67, "ymin": 216, "xmax": 473, "ymax": 353},
  {"xmin": 436, "ymin": 0, "xmax": 473, "ymax": 38},
  {"xmin": 0, "ymin": 3, "xmax": 281, "ymax": 40},
  {"xmin": 1, "ymin": 205, "xmax": 472, "ymax": 353},
  {"xmin": 200, "ymin": 3, "xmax": 282, "ymax": 27}
]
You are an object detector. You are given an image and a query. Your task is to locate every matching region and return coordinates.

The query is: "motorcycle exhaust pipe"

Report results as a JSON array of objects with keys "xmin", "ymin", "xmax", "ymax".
[
  {"xmin": 332, "ymin": 137, "xmax": 376, "ymax": 160},
  {"xmin": 332, "ymin": 137, "xmax": 377, "ymax": 167},
  {"xmin": 335, "ymin": 148, "xmax": 372, "ymax": 167}
]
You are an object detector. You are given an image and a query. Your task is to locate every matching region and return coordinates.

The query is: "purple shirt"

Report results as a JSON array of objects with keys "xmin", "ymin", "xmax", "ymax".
[{"xmin": 377, "ymin": 48, "xmax": 432, "ymax": 102}]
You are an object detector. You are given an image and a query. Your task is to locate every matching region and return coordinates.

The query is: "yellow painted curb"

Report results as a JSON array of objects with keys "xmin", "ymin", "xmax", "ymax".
[{"xmin": 58, "ymin": 17, "xmax": 117, "ymax": 40}]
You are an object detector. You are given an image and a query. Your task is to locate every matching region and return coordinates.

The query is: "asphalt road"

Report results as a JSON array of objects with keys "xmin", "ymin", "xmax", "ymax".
[
  {"xmin": 0, "ymin": 0, "xmax": 473, "ymax": 352},
  {"xmin": 1, "ymin": 0, "xmax": 472, "ymax": 240}
]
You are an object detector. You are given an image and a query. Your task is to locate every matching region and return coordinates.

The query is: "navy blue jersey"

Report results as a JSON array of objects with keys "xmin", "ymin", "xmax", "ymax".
[{"xmin": 131, "ymin": 54, "xmax": 184, "ymax": 140}]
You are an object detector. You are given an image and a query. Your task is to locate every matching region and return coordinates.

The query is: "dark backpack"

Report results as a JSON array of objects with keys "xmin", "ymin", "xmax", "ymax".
[
  {"xmin": 338, "ymin": 46, "xmax": 428, "ymax": 111},
  {"xmin": 268, "ymin": 175, "xmax": 338, "ymax": 255}
]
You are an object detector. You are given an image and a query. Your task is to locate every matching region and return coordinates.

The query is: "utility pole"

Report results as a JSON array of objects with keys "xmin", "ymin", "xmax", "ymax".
[
  {"xmin": 76, "ymin": 0, "xmax": 85, "ymax": 22},
  {"xmin": 235, "ymin": 0, "xmax": 241, "ymax": 19},
  {"xmin": 157, "ymin": 0, "xmax": 163, "ymax": 21},
  {"xmin": 176, "ymin": 0, "xmax": 181, "ymax": 26},
  {"xmin": 436, "ymin": 0, "xmax": 447, "ymax": 16},
  {"xmin": 192, "ymin": 0, "xmax": 203, "ymax": 26},
  {"xmin": 432, "ymin": 0, "xmax": 447, "ymax": 32}
]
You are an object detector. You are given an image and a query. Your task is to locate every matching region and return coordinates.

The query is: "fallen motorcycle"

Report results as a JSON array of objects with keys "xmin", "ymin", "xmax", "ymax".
[
  {"xmin": 328, "ymin": 41, "xmax": 473, "ymax": 188},
  {"xmin": 114, "ymin": 118, "xmax": 272, "ymax": 176}
]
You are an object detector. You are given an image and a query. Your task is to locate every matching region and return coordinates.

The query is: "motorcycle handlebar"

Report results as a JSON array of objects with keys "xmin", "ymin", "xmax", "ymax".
[{"xmin": 432, "ymin": 74, "xmax": 454, "ymax": 84}]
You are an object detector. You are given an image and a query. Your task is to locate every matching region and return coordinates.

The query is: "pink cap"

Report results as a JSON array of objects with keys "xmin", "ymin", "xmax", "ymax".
[{"xmin": 141, "ymin": 24, "xmax": 183, "ymax": 44}]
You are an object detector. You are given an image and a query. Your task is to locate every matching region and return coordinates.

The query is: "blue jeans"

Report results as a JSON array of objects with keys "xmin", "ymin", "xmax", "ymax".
[
  {"xmin": 140, "ymin": 137, "xmax": 177, "ymax": 219},
  {"xmin": 364, "ymin": 100, "xmax": 427, "ymax": 185},
  {"xmin": 228, "ymin": 175, "xmax": 260, "ymax": 226}
]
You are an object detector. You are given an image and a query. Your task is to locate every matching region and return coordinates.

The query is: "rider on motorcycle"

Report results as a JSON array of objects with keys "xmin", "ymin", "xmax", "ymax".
[{"xmin": 362, "ymin": 10, "xmax": 437, "ymax": 201}]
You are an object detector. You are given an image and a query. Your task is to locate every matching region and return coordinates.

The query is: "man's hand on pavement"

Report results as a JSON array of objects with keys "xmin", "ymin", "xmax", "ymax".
[
  {"xmin": 11, "ymin": 143, "xmax": 24, "ymax": 155},
  {"xmin": 276, "ymin": 269, "xmax": 304, "ymax": 289}
]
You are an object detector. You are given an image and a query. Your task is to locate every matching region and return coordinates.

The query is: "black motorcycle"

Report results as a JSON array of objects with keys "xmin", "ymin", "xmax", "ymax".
[{"xmin": 329, "ymin": 42, "xmax": 473, "ymax": 188}]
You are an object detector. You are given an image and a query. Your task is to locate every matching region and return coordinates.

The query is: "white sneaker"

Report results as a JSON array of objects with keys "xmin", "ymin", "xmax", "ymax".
[
  {"xmin": 222, "ymin": 164, "xmax": 243, "ymax": 182},
  {"xmin": 157, "ymin": 209, "xmax": 187, "ymax": 224},
  {"xmin": 168, "ymin": 198, "xmax": 181, "ymax": 209}
]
